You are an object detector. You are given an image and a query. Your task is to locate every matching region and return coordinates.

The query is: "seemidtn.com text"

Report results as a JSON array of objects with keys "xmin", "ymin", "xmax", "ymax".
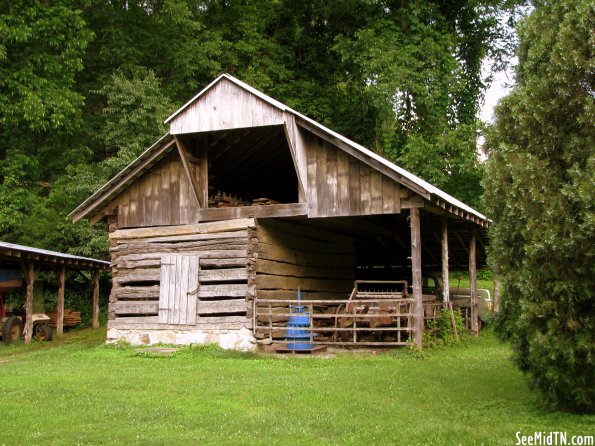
[{"xmin": 516, "ymin": 431, "xmax": 594, "ymax": 446}]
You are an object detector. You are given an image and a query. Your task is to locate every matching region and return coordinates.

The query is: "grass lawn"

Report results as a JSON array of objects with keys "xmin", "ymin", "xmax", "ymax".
[{"xmin": 0, "ymin": 328, "xmax": 593, "ymax": 445}]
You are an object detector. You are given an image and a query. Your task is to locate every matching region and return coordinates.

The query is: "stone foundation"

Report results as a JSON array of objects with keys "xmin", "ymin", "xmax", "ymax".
[{"xmin": 106, "ymin": 327, "xmax": 256, "ymax": 351}]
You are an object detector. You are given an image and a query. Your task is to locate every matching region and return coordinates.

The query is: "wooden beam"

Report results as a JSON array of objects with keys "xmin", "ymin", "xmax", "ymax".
[
  {"xmin": 92, "ymin": 270, "xmax": 99, "ymax": 329},
  {"xmin": 441, "ymin": 216, "xmax": 450, "ymax": 304},
  {"xmin": 410, "ymin": 208, "xmax": 423, "ymax": 350},
  {"xmin": 197, "ymin": 203, "xmax": 307, "ymax": 222},
  {"xmin": 175, "ymin": 136, "xmax": 203, "ymax": 208},
  {"xmin": 56, "ymin": 267, "xmax": 66, "ymax": 336},
  {"xmin": 469, "ymin": 228, "xmax": 479, "ymax": 333},
  {"xmin": 22, "ymin": 262, "xmax": 34, "ymax": 343},
  {"xmin": 198, "ymin": 134, "xmax": 209, "ymax": 210}
]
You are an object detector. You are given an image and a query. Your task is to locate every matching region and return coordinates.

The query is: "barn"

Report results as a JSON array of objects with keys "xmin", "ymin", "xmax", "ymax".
[{"xmin": 71, "ymin": 74, "xmax": 489, "ymax": 350}]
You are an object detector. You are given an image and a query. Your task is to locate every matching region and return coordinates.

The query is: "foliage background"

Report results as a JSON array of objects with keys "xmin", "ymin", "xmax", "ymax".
[{"xmin": 1, "ymin": 0, "xmax": 521, "ymax": 259}]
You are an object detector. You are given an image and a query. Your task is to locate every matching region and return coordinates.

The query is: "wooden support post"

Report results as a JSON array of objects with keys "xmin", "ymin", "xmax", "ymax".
[
  {"xmin": 410, "ymin": 208, "xmax": 423, "ymax": 349},
  {"xmin": 56, "ymin": 267, "xmax": 66, "ymax": 336},
  {"xmin": 441, "ymin": 216, "xmax": 450, "ymax": 304},
  {"xmin": 198, "ymin": 134, "xmax": 209, "ymax": 210},
  {"xmin": 469, "ymin": 228, "xmax": 479, "ymax": 333},
  {"xmin": 92, "ymin": 270, "xmax": 99, "ymax": 329},
  {"xmin": 22, "ymin": 262, "xmax": 34, "ymax": 343},
  {"xmin": 493, "ymin": 276, "xmax": 501, "ymax": 314},
  {"xmin": 175, "ymin": 136, "xmax": 203, "ymax": 208}
]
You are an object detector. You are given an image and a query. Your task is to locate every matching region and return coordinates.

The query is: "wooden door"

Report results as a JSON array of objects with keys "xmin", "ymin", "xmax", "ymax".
[{"xmin": 158, "ymin": 255, "xmax": 199, "ymax": 325}]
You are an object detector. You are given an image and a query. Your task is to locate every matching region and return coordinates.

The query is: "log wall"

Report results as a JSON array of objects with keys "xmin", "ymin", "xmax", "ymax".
[
  {"xmin": 252, "ymin": 219, "xmax": 356, "ymax": 302},
  {"xmin": 108, "ymin": 219, "xmax": 254, "ymax": 333}
]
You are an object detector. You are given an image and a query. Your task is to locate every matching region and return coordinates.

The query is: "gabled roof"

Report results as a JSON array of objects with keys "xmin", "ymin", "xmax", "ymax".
[{"xmin": 71, "ymin": 73, "xmax": 488, "ymax": 227}]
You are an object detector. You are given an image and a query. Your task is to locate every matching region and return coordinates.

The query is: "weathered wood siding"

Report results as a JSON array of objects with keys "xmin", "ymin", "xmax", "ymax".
[
  {"xmin": 304, "ymin": 132, "xmax": 402, "ymax": 218},
  {"xmin": 108, "ymin": 219, "xmax": 254, "ymax": 331},
  {"xmin": 170, "ymin": 79, "xmax": 285, "ymax": 135},
  {"xmin": 116, "ymin": 152, "xmax": 200, "ymax": 228},
  {"xmin": 252, "ymin": 219, "xmax": 356, "ymax": 302}
]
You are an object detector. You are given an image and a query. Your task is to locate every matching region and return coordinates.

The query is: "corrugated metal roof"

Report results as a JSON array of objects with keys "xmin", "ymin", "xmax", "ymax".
[{"xmin": 0, "ymin": 242, "xmax": 109, "ymax": 269}]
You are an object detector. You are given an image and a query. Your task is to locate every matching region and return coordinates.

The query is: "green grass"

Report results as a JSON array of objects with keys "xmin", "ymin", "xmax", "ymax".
[{"xmin": 0, "ymin": 329, "xmax": 593, "ymax": 445}]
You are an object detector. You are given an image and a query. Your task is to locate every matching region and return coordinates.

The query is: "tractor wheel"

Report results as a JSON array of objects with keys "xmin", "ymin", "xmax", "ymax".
[
  {"xmin": 33, "ymin": 323, "xmax": 53, "ymax": 342},
  {"xmin": 2, "ymin": 316, "xmax": 23, "ymax": 344}
]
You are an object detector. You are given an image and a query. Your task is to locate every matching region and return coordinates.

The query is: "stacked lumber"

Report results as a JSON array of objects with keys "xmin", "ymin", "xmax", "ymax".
[
  {"xmin": 47, "ymin": 309, "xmax": 82, "ymax": 328},
  {"xmin": 208, "ymin": 191, "xmax": 250, "ymax": 208},
  {"xmin": 252, "ymin": 197, "xmax": 280, "ymax": 206}
]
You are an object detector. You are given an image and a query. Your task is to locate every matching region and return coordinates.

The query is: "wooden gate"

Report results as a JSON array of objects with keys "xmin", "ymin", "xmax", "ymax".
[{"xmin": 158, "ymin": 255, "xmax": 199, "ymax": 325}]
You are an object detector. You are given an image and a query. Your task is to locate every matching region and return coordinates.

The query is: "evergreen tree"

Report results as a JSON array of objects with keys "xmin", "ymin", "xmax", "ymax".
[{"xmin": 485, "ymin": 0, "xmax": 594, "ymax": 412}]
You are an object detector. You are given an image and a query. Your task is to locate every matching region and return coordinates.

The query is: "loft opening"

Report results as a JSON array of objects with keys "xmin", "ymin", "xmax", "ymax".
[{"xmin": 177, "ymin": 125, "xmax": 299, "ymax": 207}]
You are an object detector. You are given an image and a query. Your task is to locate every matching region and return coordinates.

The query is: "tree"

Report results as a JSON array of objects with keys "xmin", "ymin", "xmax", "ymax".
[
  {"xmin": 0, "ymin": 1, "xmax": 92, "ymax": 242},
  {"xmin": 485, "ymin": 0, "xmax": 594, "ymax": 412}
]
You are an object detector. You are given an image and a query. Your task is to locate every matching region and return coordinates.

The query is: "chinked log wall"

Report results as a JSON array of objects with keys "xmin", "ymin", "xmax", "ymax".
[
  {"xmin": 251, "ymin": 219, "xmax": 356, "ymax": 337},
  {"xmin": 107, "ymin": 218, "xmax": 254, "ymax": 331}
]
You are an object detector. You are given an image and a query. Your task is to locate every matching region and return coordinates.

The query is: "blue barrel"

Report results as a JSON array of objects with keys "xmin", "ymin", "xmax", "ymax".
[{"xmin": 286, "ymin": 289, "xmax": 313, "ymax": 350}]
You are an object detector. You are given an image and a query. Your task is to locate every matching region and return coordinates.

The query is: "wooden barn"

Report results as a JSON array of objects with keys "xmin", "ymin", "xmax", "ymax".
[{"xmin": 71, "ymin": 74, "xmax": 489, "ymax": 350}]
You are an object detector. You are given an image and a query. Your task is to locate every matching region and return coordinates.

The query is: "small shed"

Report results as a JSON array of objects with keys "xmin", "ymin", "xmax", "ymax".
[
  {"xmin": 71, "ymin": 74, "xmax": 489, "ymax": 350},
  {"xmin": 0, "ymin": 242, "xmax": 109, "ymax": 341}
]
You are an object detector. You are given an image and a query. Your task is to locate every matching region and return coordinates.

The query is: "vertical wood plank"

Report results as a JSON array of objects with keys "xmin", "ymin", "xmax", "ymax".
[
  {"xmin": 325, "ymin": 142, "xmax": 338, "ymax": 216},
  {"xmin": 118, "ymin": 190, "xmax": 129, "ymax": 228},
  {"xmin": 393, "ymin": 182, "xmax": 401, "ymax": 213},
  {"xmin": 22, "ymin": 262, "xmax": 34, "ymax": 343},
  {"xmin": 315, "ymin": 139, "xmax": 329, "ymax": 216},
  {"xmin": 337, "ymin": 150, "xmax": 350, "ymax": 215},
  {"xmin": 160, "ymin": 159, "xmax": 170, "ymax": 225},
  {"xmin": 128, "ymin": 183, "xmax": 139, "ymax": 227},
  {"xmin": 92, "ymin": 270, "xmax": 99, "ymax": 329},
  {"xmin": 56, "ymin": 267, "xmax": 66, "ymax": 336},
  {"xmin": 306, "ymin": 141, "xmax": 318, "ymax": 216},
  {"xmin": 348, "ymin": 156, "xmax": 361, "ymax": 215},
  {"xmin": 170, "ymin": 159, "xmax": 180, "ymax": 225},
  {"xmin": 410, "ymin": 208, "xmax": 423, "ymax": 350},
  {"xmin": 158, "ymin": 255, "xmax": 171, "ymax": 324},
  {"xmin": 441, "ymin": 216, "xmax": 450, "ymax": 304},
  {"xmin": 382, "ymin": 176, "xmax": 394, "ymax": 213},
  {"xmin": 370, "ymin": 171, "xmax": 383, "ymax": 214},
  {"xmin": 142, "ymin": 172, "xmax": 153, "ymax": 226},
  {"xmin": 168, "ymin": 256, "xmax": 178, "ymax": 324},
  {"xmin": 469, "ymin": 228, "xmax": 479, "ymax": 332},
  {"xmin": 177, "ymin": 256, "xmax": 189, "ymax": 325},
  {"xmin": 152, "ymin": 166, "xmax": 161, "ymax": 226},
  {"xmin": 360, "ymin": 164, "xmax": 372, "ymax": 215}
]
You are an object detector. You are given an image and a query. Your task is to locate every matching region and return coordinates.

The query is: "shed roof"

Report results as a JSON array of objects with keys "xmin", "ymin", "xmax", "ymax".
[
  {"xmin": 0, "ymin": 242, "xmax": 110, "ymax": 270},
  {"xmin": 71, "ymin": 73, "xmax": 488, "ymax": 227}
]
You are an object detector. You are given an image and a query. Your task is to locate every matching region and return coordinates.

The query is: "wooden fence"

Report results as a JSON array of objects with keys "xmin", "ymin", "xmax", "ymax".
[{"xmin": 253, "ymin": 298, "xmax": 443, "ymax": 347}]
